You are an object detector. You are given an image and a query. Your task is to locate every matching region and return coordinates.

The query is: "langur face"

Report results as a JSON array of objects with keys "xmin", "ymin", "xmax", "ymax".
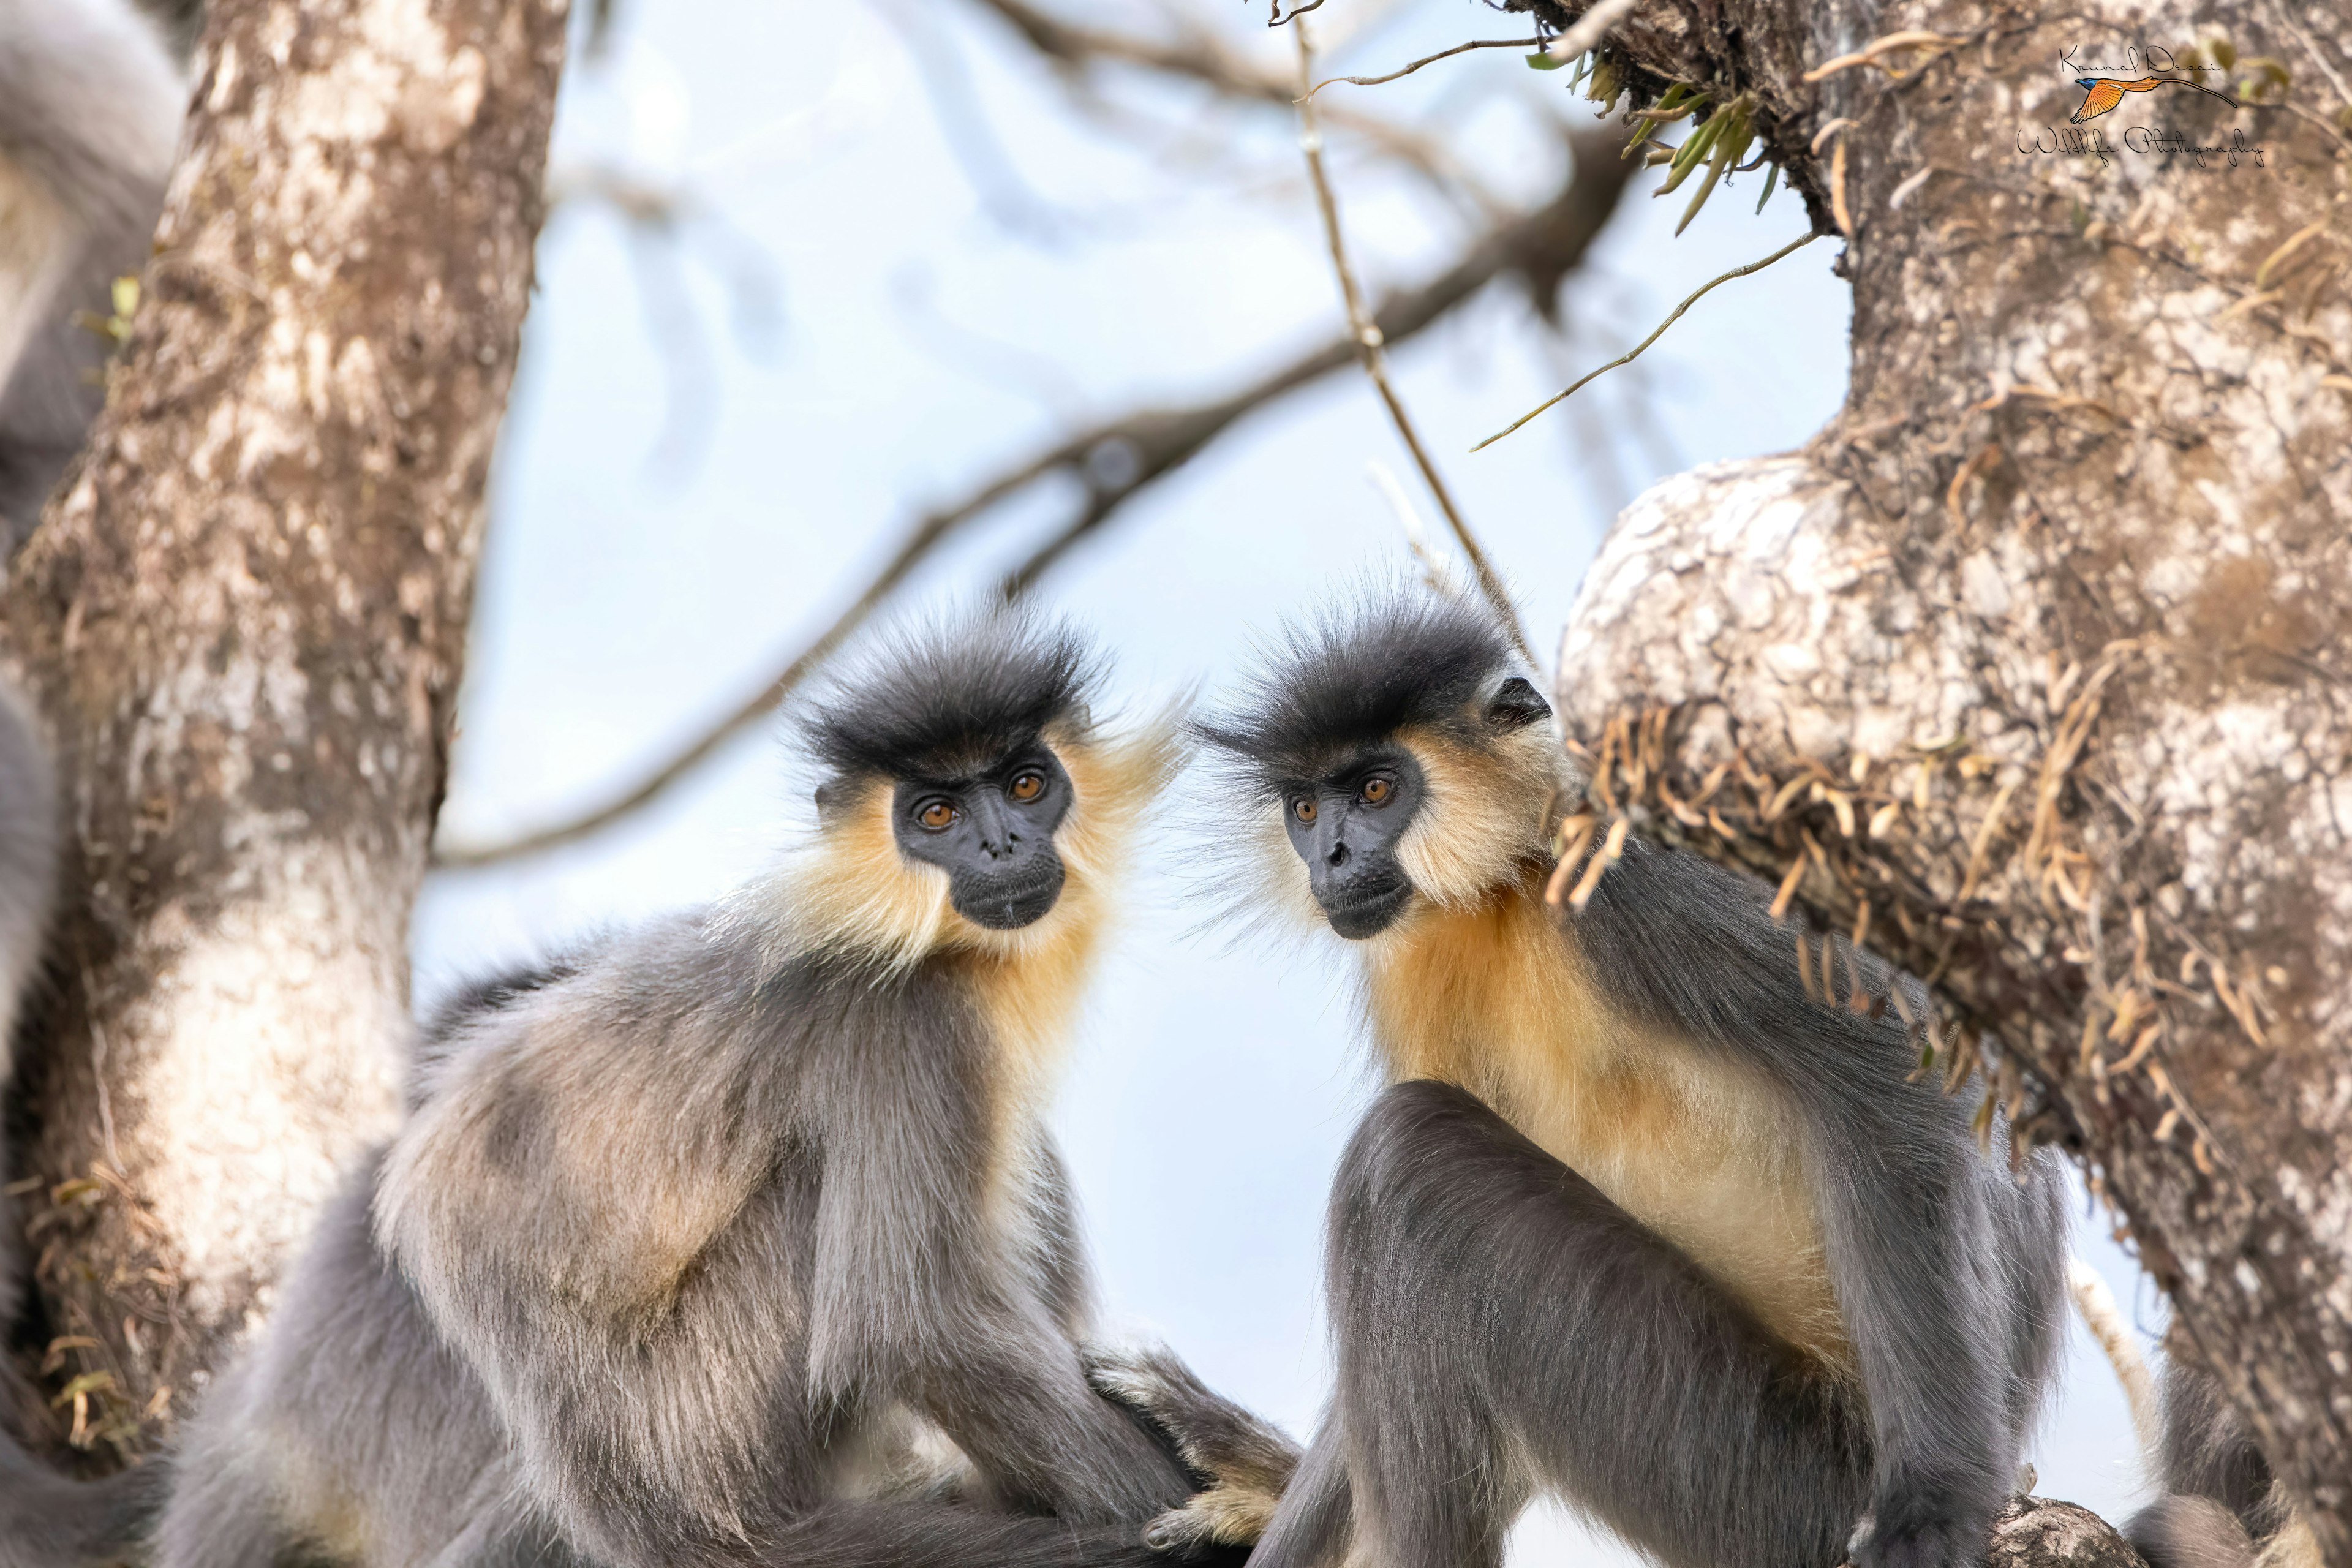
[
  {"xmin": 1281, "ymin": 745, "xmax": 1427, "ymax": 940},
  {"xmin": 892, "ymin": 745, "xmax": 1074, "ymax": 930}
]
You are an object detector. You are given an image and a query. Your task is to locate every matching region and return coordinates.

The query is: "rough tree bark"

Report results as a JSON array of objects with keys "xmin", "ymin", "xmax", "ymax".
[
  {"xmin": 1526, "ymin": 0, "xmax": 2351, "ymax": 1553},
  {"xmin": 0, "ymin": 0, "xmax": 566, "ymax": 1455}
]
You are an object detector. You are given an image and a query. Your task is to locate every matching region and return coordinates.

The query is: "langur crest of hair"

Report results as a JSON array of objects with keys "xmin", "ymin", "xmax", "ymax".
[
  {"xmin": 742, "ymin": 607, "xmax": 1178, "ymax": 970},
  {"xmin": 1189, "ymin": 590, "xmax": 1564, "ymax": 935}
]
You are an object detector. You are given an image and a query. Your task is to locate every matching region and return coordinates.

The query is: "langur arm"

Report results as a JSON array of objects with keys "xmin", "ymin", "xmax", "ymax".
[
  {"xmin": 1023, "ymin": 1137, "xmax": 1300, "ymax": 1545},
  {"xmin": 1809, "ymin": 1093, "xmax": 2016, "ymax": 1568},
  {"xmin": 803, "ymin": 1046, "xmax": 1191, "ymax": 1529},
  {"xmin": 1575, "ymin": 846, "xmax": 2019, "ymax": 1566},
  {"xmin": 1084, "ymin": 1346, "xmax": 1304, "ymax": 1551},
  {"xmin": 1019, "ymin": 1133, "xmax": 1101, "ymax": 1343}
]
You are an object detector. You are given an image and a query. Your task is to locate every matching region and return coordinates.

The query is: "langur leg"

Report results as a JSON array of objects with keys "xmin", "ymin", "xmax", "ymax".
[
  {"xmin": 1997, "ymin": 1147, "xmax": 2070, "ymax": 1446},
  {"xmin": 1326, "ymin": 1079, "xmax": 1874, "ymax": 1568}
]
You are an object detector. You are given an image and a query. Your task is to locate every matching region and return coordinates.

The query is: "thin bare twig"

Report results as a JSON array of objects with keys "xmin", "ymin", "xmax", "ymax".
[
  {"xmin": 965, "ymin": 0, "xmax": 1507, "ymax": 216},
  {"xmin": 1292, "ymin": 18, "xmax": 1533, "ymax": 664},
  {"xmin": 1303, "ymin": 36, "xmax": 1540, "ymax": 98},
  {"xmin": 434, "ymin": 143, "xmax": 1635, "ymax": 868},
  {"xmin": 1472, "ymin": 228, "xmax": 1821, "ymax": 450}
]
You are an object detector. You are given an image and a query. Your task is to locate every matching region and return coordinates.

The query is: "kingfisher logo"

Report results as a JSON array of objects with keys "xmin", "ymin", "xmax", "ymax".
[
  {"xmin": 2019, "ymin": 44, "xmax": 2271, "ymax": 168},
  {"xmin": 2067, "ymin": 74, "xmax": 2241, "ymax": 124}
]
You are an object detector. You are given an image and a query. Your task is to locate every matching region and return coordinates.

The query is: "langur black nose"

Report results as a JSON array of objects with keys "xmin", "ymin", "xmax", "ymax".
[
  {"xmin": 1325, "ymin": 839, "xmax": 1349, "ymax": 868},
  {"xmin": 968, "ymin": 797, "xmax": 1022, "ymax": 861}
]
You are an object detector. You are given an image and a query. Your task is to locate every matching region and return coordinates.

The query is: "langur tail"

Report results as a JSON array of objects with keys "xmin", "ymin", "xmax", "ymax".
[
  {"xmin": 753, "ymin": 1501, "xmax": 1252, "ymax": 1568},
  {"xmin": 0, "ymin": 1431, "xmax": 162, "ymax": 1568},
  {"xmin": 0, "ymin": 0, "xmax": 183, "ymax": 544}
]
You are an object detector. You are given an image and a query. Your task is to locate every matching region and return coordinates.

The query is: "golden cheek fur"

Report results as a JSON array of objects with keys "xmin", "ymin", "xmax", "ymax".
[
  {"xmin": 1230, "ymin": 797, "xmax": 1324, "ymax": 933},
  {"xmin": 767, "ymin": 778, "xmax": 958, "ymax": 972},
  {"xmin": 755, "ymin": 710, "xmax": 1184, "ymax": 973},
  {"xmin": 1390, "ymin": 725, "xmax": 1564, "ymax": 909}
]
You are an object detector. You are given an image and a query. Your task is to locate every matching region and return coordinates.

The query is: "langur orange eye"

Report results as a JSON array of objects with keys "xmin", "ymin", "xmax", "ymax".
[
  {"xmin": 1294, "ymin": 797, "xmax": 1317, "ymax": 824},
  {"xmin": 1009, "ymin": 771, "xmax": 1044, "ymax": 802},
  {"xmin": 918, "ymin": 801, "xmax": 957, "ymax": 831},
  {"xmin": 1361, "ymin": 777, "xmax": 1391, "ymax": 804}
]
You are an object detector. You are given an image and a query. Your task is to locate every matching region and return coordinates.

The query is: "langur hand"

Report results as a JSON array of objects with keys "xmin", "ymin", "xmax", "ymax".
[{"xmin": 1084, "ymin": 1343, "xmax": 1301, "ymax": 1550}]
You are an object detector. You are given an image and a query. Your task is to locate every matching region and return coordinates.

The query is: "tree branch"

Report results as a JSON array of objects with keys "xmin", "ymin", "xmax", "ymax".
[
  {"xmin": 432, "ymin": 133, "xmax": 1634, "ymax": 869},
  {"xmin": 1291, "ymin": 17, "xmax": 1532, "ymax": 663},
  {"xmin": 962, "ymin": 0, "xmax": 1506, "ymax": 216}
]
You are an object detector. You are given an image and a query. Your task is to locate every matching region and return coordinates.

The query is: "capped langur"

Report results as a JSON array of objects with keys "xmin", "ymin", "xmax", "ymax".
[
  {"xmin": 1196, "ymin": 595, "xmax": 2069, "ymax": 1568},
  {"xmin": 2128, "ymin": 1361, "xmax": 2318, "ymax": 1568},
  {"xmin": 0, "ymin": 684, "xmax": 161, "ymax": 1567},
  {"xmin": 156, "ymin": 614, "xmax": 1296, "ymax": 1568},
  {"xmin": 0, "ymin": 0, "xmax": 184, "ymax": 554}
]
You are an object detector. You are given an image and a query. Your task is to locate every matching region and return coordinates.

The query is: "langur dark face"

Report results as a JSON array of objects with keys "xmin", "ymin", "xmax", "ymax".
[
  {"xmin": 892, "ymin": 745, "xmax": 1074, "ymax": 930},
  {"xmin": 1281, "ymin": 745, "xmax": 1427, "ymax": 940}
]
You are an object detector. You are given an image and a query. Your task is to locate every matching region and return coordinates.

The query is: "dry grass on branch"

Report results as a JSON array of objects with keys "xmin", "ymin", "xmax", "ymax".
[{"xmin": 1549, "ymin": 684, "xmax": 2260, "ymax": 1180}]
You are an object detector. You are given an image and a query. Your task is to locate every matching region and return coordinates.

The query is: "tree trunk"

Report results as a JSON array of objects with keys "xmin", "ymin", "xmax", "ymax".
[
  {"xmin": 0, "ymin": 0, "xmax": 565, "ymax": 1456},
  {"xmin": 1531, "ymin": 0, "xmax": 2351, "ymax": 1551}
]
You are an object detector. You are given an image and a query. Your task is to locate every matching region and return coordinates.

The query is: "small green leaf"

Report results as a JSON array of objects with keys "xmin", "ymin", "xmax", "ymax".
[
  {"xmin": 1676, "ymin": 125, "xmax": 1738, "ymax": 235},
  {"xmin": 1754, "ymin": 159, "xmax": 1780, "ymax": 214},
  {"xmin": 1585, "ymin": 59, "xmax": 1621, "ymax": 108},
  {"xmin": 1526, "ymin": 49, "xmax": 1567, "ymax": 70}
]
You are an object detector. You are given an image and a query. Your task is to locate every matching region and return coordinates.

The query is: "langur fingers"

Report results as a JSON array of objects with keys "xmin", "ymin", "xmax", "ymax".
[{"xmin": 1085, "ymin": 1344, "xmax": 1302, "ymax": 1496}]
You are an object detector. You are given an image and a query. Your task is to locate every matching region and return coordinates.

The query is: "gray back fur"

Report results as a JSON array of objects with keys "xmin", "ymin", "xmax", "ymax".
[
  {"xmin": 157, "ymin": 908, "xmax": 1270, "ymax": 1567},
  {"xmin": 0, "ymin": 0, "xmax": 183, "ymax": 554}
]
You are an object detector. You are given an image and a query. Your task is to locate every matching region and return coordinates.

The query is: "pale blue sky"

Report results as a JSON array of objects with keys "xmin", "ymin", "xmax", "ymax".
[{"xmin": 413, "ymin": 0, "xmax": 2162, "ymax": 1551}]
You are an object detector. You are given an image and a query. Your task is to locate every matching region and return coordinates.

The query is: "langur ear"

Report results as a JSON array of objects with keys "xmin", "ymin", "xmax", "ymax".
[{"xmin": 1485, "ymin": 677, "xmax": 1551, "ymax": 731}]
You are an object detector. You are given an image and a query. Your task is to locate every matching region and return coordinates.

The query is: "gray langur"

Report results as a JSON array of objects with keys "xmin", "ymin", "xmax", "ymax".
[
  {"xmin": 0, "ymin": 0, "xmax": 184, "ymax": 556},
  {"xmin": 154, "ymin": 614, "xmax": 1297, "ymax": 1568},
  {"xmin": 0, "ymin": 684, "xmax": 160, "ymax": 1567},
  {"xmin": 2129, "ymin": 1361, "xmax": 2318, "ymax": 1568},
  {"xmin": 1193, "ymin": 593, "xmax": 2070, "ymax": 1568}
]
